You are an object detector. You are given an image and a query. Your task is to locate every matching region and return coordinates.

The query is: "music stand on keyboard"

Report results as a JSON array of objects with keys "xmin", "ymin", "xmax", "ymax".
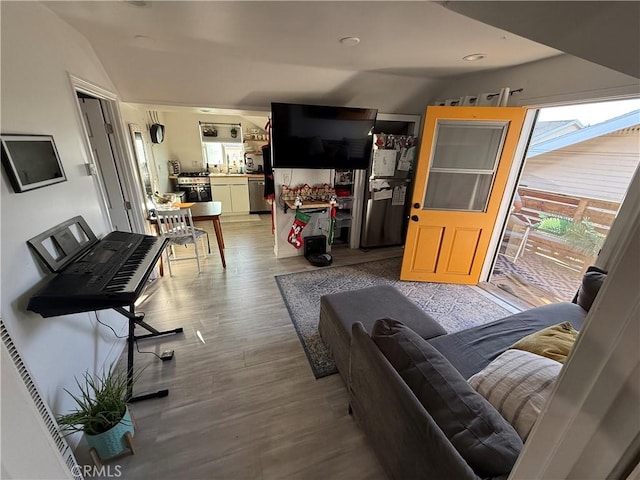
[{"xmin": 27, "ymin": 216, "xmax": 183, "ymax": 402}]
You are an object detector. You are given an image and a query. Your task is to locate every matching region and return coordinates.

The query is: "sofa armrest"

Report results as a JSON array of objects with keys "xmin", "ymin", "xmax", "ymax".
[
  {"xmin": 572, "ymin": 265, "xmax": 607, "ymax": 312},
  {"xmin": 349, "ymin": 322, "xmax": 480, "ymax": 480}
]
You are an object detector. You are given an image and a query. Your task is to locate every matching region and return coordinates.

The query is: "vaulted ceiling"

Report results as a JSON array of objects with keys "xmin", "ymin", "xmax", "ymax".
[
  {"xmin": 44, "ymin": 1, "xmax": 638, "ymax": 115},
  {"xmin": 44, "ymin": 1, "xmax": 562, "ymax": 114}
]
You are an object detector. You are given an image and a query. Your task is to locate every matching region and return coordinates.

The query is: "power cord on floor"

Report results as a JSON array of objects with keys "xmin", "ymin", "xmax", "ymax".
[
  {"xmin": 134, "ymin": 339, "xmax": 163, "ymax": 360},
  {"xmin": 94, "ymin": 311, "xmax": 162, "ymax": 359}
]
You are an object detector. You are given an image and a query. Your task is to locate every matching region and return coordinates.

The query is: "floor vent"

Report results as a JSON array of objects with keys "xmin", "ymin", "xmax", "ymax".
[{"xmin": 1, "ymin": 319, "xmax": 82, "ymax": 480}]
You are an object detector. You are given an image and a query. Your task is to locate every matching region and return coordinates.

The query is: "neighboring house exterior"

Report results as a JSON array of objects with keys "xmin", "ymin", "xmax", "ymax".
[
  {"xmin": 530, "ymin": 119, "xmax": 584, "ymax": 144},
  {"xmin": 522, "ymin": 110, "xmax": 640, "ymax": 202}
]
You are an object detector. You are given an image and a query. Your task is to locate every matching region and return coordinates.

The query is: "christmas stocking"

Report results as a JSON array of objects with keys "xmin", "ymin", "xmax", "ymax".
[{"xmin": 288, "ymin": 210, "xmax": 311, "ymax": 249}]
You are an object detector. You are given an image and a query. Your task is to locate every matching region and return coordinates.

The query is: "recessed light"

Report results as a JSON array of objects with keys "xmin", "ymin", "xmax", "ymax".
[
  {"xmin": 200, "ymin": 109, "xmax": 212, "ymax": 113},
  {"xmin": 463, "ymin": 53, "xmax": 487, "ymax": 61},
  {"xmin": 339, "ymin": 36, "xmax": 360, "ymax": 47}
]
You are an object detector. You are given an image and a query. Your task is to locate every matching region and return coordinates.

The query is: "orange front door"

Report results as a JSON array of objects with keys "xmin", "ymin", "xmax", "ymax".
[{"xmin": 400, "ymin": 106, "xmax": 529, "ymax": 284}]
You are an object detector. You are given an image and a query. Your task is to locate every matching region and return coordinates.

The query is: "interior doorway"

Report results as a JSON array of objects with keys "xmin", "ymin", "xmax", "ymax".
[
  {"xmin": 488, "ymin": 98, "xmax": 640, "ymax": 308},
  {"xmin": 77, "ymin": 93, "xmax": 132, "ymax": 232},
  {"xmin": 70, "ymin": 74, "xmax": 148, "ymax": 236}
]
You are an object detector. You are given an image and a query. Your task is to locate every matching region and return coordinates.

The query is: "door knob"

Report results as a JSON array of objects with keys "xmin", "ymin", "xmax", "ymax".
[
  {"xmin": 411, "ymin": 215, "xmax": 419, "ymax": 222},
  {"xmin": 413, "ymin": 203, "xmax": 421, "ymax": 209}
]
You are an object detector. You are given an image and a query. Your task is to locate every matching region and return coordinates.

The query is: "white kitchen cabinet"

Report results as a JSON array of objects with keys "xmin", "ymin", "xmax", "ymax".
[
  {"xmin": 230, "ymin": 184, "xmax": 250, "ymax": 212},
  {"xmin": 210, "ymin": 176, "xmax": 250, "ymax": 214},
  {"xmin": 211, "ymin": 184, "xmax": 233, "ymax": 214}
]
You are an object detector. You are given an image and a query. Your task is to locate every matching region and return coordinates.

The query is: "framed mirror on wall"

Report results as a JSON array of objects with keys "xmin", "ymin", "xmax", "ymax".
[{"xmin": 129, "ymin": 124, "xmax": 154, "ymax": 215}]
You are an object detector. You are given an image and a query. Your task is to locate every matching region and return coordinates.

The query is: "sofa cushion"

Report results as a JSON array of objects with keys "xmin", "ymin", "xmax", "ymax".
[
  {"xmin": 573, "ymin": 266, "xmax": 607, "ymax": 312},
  {"xmin": 318, "ymin": 285, "xmax": 447, "ymax": 379},
  {"xmin": 468, "ymin": 349, "xmax": 562, "ymax": 441},
  {"xmin": 372, "ymin": 318, "xmax": 522, "ymax": 478},
  {"xmin": 510, "ymin": 321, "xmax": 578, "ymax": 363},
  {"xmin": 428, "ymin": 302, "xmax": 587, "ymax": 379}
]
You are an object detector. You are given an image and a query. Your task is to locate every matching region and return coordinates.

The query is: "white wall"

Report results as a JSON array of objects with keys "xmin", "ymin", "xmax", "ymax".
[
  {"xmin": 158, "ymin": 111, "xmax": 266, "ymax": 172},
  {"xmin": 0, "ymin": 1, "xmax": 126, "ymax": 448},
  {"xmin": 433, "ymin": 54, "xmax": 640, "ymax": 108},
  {"xmin": 1, "ymin": 340, "xmax": 73, "ymax": 479}
]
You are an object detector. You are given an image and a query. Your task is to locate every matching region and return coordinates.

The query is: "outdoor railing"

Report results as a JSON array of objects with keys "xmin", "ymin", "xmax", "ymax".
[{"xmin": 510, "ymin": 187, "xmax": 620, "ymax": 273}]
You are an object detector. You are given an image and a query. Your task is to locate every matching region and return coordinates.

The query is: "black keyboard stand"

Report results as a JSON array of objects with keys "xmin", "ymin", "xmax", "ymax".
[{"xmin": 114, "ymin": 305, "xmax": 184, "ymax": 403}]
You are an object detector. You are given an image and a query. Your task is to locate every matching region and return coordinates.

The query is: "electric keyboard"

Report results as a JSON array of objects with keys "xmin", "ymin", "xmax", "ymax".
[{"xmin": 28, "ymin": 231, "xmax": 168, "ymax": 317}]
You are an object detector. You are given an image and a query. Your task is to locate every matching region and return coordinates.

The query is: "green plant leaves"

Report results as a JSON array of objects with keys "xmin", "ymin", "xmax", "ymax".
[
  {"xmin": 534, "ymin": 213, "xmax": 605, "ymax": 257},
  {"xmin": 56, "ymin": 364, "xmax": 142, "ymax": 436}
]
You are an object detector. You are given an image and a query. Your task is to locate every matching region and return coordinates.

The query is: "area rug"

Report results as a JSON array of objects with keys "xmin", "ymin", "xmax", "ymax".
[{"xmin": 275, "ymin": 256, "xmax": 513, "ymax": 379}]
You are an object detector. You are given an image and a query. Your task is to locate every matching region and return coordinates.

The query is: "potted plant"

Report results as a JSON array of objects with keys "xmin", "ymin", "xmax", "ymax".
[{"xmin": 57, "ymin": 364, "xmax": 138, "ymax": 465}]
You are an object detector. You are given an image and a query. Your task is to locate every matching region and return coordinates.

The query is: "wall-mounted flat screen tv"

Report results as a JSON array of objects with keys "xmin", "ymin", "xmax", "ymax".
[
  {"xmin": 1, "ymin": 134, "xmax": 67, "ymax": 192},
  {"xmin": 271, "ymin": 102, "xmax": 378, "ymax": 169}
]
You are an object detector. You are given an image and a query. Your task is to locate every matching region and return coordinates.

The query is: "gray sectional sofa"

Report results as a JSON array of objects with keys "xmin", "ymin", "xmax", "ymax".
[{"xmin": 318, "ymin": 268, "xmax": 605, "ymax": 480}]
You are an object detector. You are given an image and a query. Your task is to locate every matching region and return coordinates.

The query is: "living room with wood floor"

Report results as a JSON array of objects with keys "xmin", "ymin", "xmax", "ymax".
[{"xmin": 1, "ymin": 3, "xmax": 639, "ymax": 480}]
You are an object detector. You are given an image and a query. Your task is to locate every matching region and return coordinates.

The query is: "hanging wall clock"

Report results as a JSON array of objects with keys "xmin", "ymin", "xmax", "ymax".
[{"xmin": 150, "ymin": 123, "xmax": 165, "ymax": 144}]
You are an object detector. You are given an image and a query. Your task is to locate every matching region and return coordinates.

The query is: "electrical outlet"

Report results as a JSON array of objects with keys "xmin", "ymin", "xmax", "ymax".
[{"xmin": 318, "ymin": 219, "xmax": 330, "ymax": 232}]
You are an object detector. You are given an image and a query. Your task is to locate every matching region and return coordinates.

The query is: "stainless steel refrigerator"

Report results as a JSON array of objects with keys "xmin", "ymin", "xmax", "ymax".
[{"xmin": 360, "ymin": 133, "xmax": 419, "ymax": 248}]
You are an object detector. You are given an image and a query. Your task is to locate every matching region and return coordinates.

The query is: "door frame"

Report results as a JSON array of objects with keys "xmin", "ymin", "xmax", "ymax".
[
  {"xmin": 479, "ymin": 109, "xmax": 539, "ymax": 281},
  {"xmin": 401, "ymin": 106, "xmax": 533, "ymax": 284},
  {"xmin": 68, "ymin": 74, "xmax": 147, "ymax": 234},
  {"xmin": 483, "ymin": 95, "xmax": 640, "ymax": 284}
]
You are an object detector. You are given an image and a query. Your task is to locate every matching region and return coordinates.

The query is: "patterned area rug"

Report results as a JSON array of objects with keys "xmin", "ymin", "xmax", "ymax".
[{"xmin": 275, "ymin": 257, "xmax": 512, "ymax": 379}]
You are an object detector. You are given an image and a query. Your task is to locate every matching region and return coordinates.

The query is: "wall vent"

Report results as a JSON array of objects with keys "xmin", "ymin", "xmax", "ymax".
[{"xmin": 1, "ymin": 319, "xmax": 82, "ymax": 480}]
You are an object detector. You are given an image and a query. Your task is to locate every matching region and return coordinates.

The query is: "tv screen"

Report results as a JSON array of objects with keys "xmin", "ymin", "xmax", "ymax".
[
  {"xmin": 271, "ymin": 103, "xmax": 377, "ymax": 169},
  {"xmin": 1, "ymin": 134, "xmax": 67, "ymax": 192}
]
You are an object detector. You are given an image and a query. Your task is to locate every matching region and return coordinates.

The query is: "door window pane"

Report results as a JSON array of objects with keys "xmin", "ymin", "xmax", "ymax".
[
  {"xmin": 432, "ymin": 122, "xmax": 506, "ymax": 170},
  {"xmin": 423, "ymin": 120, "xmax": 507, "ymax": 212},
  {"xmin": 424, "ymin": 172, "xmax": 494, "ymax": 211}
]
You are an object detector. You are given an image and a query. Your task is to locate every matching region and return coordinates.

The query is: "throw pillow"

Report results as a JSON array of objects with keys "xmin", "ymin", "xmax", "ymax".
[
  {"xmin": 510, "ymin": 321, "xmax": 578, "ymax": 363},
  {"xmin": 372, "ymin": 318, "xmax": 522, "ymax": 478},
  {"xmin": 468, "ymin": 349, "xmax": 562, "ymax": 441},
  {"xmin": 573, "ymin": 266, "xmax": 607, "ymax": 312}
]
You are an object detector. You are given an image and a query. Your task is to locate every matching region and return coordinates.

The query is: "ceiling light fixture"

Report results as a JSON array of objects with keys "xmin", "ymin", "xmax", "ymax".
[
  {"xmin": 339, "ymin": 36, "xmax": 360, "ymax": 47},
  {"xmin": 463, "ymin": 53, "xmax": 487, "ymax": 61}
]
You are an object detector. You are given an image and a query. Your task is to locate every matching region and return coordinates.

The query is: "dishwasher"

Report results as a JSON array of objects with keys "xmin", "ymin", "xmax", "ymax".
[{"xmin": 248, "ymin": 177, "xmax": 271, "ymax": 213}]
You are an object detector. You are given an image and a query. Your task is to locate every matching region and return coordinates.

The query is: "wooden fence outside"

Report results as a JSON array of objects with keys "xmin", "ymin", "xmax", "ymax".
[{"xmin": 507, "ymin": 188, "xmax": 621, "ymax": 273}]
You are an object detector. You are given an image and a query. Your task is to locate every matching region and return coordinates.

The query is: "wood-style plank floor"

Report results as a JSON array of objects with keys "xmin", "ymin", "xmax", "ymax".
[{"xmin": 77, "ymin": 214, "xmax": 400, "ymax": 479}]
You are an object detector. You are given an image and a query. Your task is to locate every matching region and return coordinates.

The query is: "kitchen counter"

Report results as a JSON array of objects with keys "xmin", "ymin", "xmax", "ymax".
[{"xmin": 169, "ymin": 173, "xmax": 264, "ymax": 179}]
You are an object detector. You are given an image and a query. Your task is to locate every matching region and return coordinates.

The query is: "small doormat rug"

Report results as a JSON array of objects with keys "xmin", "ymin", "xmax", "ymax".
[{"xmin": 275, "ymin": 256, "xmax": 512, "ymax": 379}]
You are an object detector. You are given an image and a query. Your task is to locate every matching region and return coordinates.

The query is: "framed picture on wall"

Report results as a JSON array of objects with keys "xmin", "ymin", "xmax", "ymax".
[{"xmin": 0, "ymin": 134, "xmax": 67, "ymax": 192}]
